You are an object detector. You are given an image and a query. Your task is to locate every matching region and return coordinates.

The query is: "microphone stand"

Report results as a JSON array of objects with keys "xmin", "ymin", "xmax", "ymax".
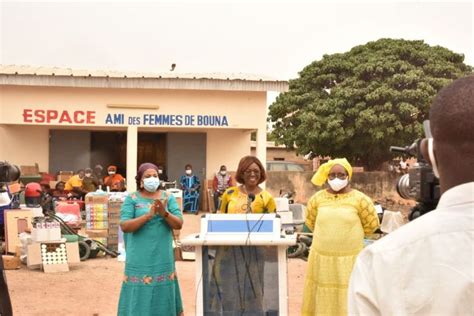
[{"xmin": 246, "ymin": 193, "xmax": 255, "ymax": 214}]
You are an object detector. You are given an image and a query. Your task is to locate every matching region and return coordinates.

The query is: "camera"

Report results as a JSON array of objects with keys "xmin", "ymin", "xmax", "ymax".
[
  {"xmin": 0, "ymin": 161, "xmax": 20, "ymax": 184},
  {"xmin": 390, "ymin": 139, "xmax": 440, "ymax": 221},
  {"xmin": 0, "ymin": 161, "xmax": 21, "ymax": 207}
]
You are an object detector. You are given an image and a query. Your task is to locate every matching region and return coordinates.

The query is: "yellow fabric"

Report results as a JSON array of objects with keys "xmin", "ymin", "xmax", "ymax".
[
  {"xmin": 302, "ymin": 189, "xmax": 380, "ymax": 316},
  {"xmin": 219, "ymin": 186, "xmax": 276, "ymax": 213},
  {"xmin": 311, "ymin": 158, "xmax": 353, "ymax": 186},
  {"xmin": 65, "ymin": 174, "xmax": 83, "ymax": 191}
]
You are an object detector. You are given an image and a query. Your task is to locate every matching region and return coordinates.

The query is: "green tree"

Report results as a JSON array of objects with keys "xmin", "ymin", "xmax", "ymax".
[{"xmin": 269, "ymin": 39, "xmax": 472, "ymax": 170}]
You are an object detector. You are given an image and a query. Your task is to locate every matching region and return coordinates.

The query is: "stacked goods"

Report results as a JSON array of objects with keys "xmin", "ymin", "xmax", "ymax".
[
  {"xmin": 31, "ymin": 217, "xmax": 61, "ymax": 242},
  {"xmin": 84, "ymin": 192, "xmax": 127, "ymax": 250},
  {"xmin": 85, "ymin": 193, "xmax": 109, "ymax": 230},
  {"xmin": 107, "ymin": 192, "xmax": 128, "ymax": 251}
]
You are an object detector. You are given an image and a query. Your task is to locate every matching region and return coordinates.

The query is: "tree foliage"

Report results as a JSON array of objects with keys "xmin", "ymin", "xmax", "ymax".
[{"xmin": 268, "ymin": 39, "xmax": 472, "ymax": 170}]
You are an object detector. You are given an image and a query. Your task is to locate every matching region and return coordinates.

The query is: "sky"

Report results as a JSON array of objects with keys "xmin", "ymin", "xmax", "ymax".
[{"xmin": 0, "ymin": 1, "xmax": 472, "ymax": 85}]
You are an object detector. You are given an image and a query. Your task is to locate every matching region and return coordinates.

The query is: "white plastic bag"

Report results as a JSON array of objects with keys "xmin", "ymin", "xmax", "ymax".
[
  {"xmin": 380, "ymin": 210, "xmax": 405, "ymax": 233},
  {"xmin": 19, "ymin": 232, "xmax": 32, "ymax": 263}
]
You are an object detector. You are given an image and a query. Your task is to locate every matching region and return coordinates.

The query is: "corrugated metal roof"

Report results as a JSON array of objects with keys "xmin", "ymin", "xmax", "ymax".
[
  {"xmin": 250, "ymin": 141, "xmax": 287, "ymax": 148},
  {"xmin": 0, "ymin": 65, "xmax": 288, "ymax": 92},
  {"xmin": 0, "ymin": 64, "xmax": 283, "ymax": 82}
]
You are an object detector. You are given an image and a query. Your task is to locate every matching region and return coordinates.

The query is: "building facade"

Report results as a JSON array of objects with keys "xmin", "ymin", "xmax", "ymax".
[{"xmin": 0, "ymin": 65, "xmax": 288, "ymax": 191}]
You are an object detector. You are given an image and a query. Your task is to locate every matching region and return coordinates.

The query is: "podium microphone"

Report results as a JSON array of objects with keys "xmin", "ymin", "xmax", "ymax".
[{"xmin": 246, "ymin": 193, "xmax": 255, "ymax": 213}]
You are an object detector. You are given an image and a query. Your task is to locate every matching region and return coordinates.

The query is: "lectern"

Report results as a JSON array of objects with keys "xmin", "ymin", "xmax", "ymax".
[{"xmin": 181, "ymin": 213, "xmax": 296, "ymax": 316}]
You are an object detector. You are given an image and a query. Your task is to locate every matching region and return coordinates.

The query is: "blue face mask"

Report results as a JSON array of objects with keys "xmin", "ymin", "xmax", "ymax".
[{"xmin": 143, "ymin": 177, "xmax": 160, "ymax": 192}]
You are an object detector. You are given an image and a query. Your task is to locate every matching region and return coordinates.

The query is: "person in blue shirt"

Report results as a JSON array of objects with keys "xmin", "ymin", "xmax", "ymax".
[{"xmin": 179, "ymin": 164, "xmax": 200, "ymax": 214}]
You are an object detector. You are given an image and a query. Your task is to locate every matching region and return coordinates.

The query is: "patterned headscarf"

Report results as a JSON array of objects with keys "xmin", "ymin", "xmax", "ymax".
[
  {"xmin": 311, "ymin": 158, "xmax": 353, "ymax": 186},
  {"xmin": 135, "ymin": 163, "xmax": 159, "ymax": 188}
]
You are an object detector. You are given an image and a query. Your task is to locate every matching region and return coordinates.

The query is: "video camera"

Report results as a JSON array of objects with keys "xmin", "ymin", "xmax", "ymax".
[
  {"xmin": 0, "ymin": 161, "xmax": 21, "ymax": 205},
  {"xmin": 390, "ymin": 136, "xmax": 440, "ymax": 221},
  {"xmin": 0, "ymin": 161, "xmax": 20, "ymax": 183}
]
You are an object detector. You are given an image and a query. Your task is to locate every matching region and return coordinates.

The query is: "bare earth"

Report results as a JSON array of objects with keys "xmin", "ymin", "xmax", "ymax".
[{"xmin": 6, "ymin": 213, "xmax": 307, "ymax": 316}]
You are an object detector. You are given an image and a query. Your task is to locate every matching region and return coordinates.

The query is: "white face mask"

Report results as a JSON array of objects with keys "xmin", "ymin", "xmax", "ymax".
[
  {"xmin": 427, "ymin": 138, "xmax": 440, "ymax": 178},
  {"xmin": 328, "ymin": 178, "xmax": 348, "ymax": 192},
  {"xmin": 220, "ymin": 170, "xmax": 227, "ymax": 176},
  {"xmin": 158, "ymin": 169, "xmax": 163, "ymax": 174},
  {"xmin": 185, "ymin": 170, "xmax": 192, "ymax": 175},
  {"xmin": 85, "ymin": 173, "xmax": 92, "ymax": 178},
  {"xmin": 108, "ymin": 171, "xmax": 116, "ymax": 175}
]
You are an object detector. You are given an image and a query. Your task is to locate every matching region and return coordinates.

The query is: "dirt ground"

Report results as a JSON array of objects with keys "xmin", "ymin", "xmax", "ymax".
[{"xmin": 5, "ymin": 213, "xmax": 308, "ymax": 316}]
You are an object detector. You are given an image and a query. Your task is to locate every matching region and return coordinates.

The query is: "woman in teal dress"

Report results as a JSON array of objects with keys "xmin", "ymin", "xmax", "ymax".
[{"xmin": 118, "ymin": 163, "xmax": 184, "ymax": 316}]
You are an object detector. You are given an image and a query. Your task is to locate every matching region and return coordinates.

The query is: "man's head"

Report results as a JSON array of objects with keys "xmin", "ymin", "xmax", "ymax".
[
  {"xmin": 85, "ymin": 168, "xmax": 93, "ymax": 178},
  {"xmin": 94, "ymin": 164, "xmax": 103, "ymax": 174},
  {"xmin": 421, "ymin": 75, "xmax": 474, "ymax": 192},
  {"xmin": 157, "ymin": 165, "xmax": 164, "ymax": 175},
  {"xmin": 56, "ymin": 181, "xmax": 65, "ymax": 191},
  {"xmin": 77, "ymin": 169, "xmax": 85, "ymax": 179}
]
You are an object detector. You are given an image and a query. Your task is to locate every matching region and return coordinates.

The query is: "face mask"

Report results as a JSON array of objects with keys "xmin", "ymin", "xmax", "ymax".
[
  {"xmin": 328, "ymin": 178, "xmax": 348, "ymax": 192},
  {"xmin": 186, "ymin": 170, "xmax": 192, "ymax": 175},
  {"xmin": 427, "ymin": 138, "xmax": 440, "ymax": 178},
  {"xmin": 158, "ymin": 169, "xmax": 163, "ymax": 174},
  {"xmin": 220, "ymin": 170, "xmax": 227, "ymax": 176},
  {"xmin": 108, "ymin": 171, "xmax": 116, "ymax": 175},
  {"xmin": 143, "ymin": 177, "xmax": 160, "ymax": 192},
  {"xmin": 85, "ymin": 173, "xmax": 92, "ymax": 178}
]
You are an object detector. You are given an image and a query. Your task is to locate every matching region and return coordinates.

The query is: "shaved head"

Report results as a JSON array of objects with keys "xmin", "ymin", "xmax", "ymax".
[
  {"xmin": 427, "ymin": 75, "xmax": 474, "ymax": 192},
  {"xmin": 430, "ymin": 76, "xmax": 474, "ymax": 147}
]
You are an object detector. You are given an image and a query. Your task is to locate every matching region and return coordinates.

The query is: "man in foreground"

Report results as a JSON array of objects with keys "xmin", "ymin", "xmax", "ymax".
[{"xmin": 348, "ymin": 76, "xmax": 474, "ymax": 315}]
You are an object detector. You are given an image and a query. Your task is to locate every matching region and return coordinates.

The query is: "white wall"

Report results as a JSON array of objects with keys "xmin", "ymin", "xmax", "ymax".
[
  {"xmin": 0, "ymin": 125, "xmax": 49, "ymax": 172},
  {"xmin": 206, "ymin": 129, "xmax": 251, "ymax": 179}
]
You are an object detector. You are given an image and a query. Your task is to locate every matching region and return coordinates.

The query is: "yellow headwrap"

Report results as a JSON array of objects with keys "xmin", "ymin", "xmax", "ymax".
[{"xmin": 311, "ymin": 158, "xmax": 353, "ymax": 186}]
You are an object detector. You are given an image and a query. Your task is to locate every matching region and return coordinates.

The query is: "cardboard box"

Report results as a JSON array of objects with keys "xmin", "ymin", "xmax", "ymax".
[
  {"xmin": 2, "ymin": 255, "xmax": 21, "ymax": 270},
  {"xmin": 108, "ymin": 244, "xmax": 118, "ymax": 252},
  {"xmin": 108, "ymin": 222, "xmax": 119, "ymax": 231},
  {"xmin": 4, "ymin": 209, "xmax": 34, "ymax": 253},
  {"xmin": 20, "ymin": 164, "xmax": 39, "ymax": 176},
  {"xmin": 108, "ymin": 232, "xmax": 119, "ymax": 244},
  {"xmin": 27, "ymin": 241, "xmax": 80, "ymax": 273},
  {"xmin": 108, "ymin": 201, "xmax": 123, "ymax": 211},
  {"xmin": 85, "ymin": 229, "xmax": 108, "ymax": 238},
  {"xmin": 85, "ymin": 194, "xmax": 109, "ymax": 205},
  {"xmin": 86, "ymin": 221, "xmax": 108, "ymax": 229},
  {"xmin": 7, "ymin": 183, "xmax": 22, "ymax": 194},
  {"xmin": 108, "ymin": 212, "xmax": 120, "ymax": 223}
]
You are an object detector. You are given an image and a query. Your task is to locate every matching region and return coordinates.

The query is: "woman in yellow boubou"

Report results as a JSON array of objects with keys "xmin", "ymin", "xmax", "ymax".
[{"xmin": 302, "ymin": 158, "xmax": 380, "ymax": 316}]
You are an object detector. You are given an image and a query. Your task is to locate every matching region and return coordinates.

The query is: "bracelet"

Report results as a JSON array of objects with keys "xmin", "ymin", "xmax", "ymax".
[{"xmin": 163, "ymin": 211, "xmax": 169, "ymax": 218}]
